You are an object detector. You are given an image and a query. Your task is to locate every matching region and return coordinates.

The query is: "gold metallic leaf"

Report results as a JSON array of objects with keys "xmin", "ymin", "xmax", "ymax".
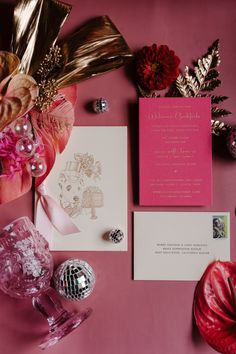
[
  {"xmin": 11, "ymin": 0, "xmax": 71, "ymax": 75},
  {"xmin": 0, "ymin": 51, "xmax": 20, "ymax": 82},
  {"xmin": 0, "ymin": 74, "xmax": 39, "ymax": 131},
  {"xmin": 56, "ymin": 16, "xmax": 133, "ymax": 88}
]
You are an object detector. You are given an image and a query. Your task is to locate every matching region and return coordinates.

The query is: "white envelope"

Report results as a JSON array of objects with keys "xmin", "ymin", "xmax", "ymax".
[
  {"xmin": 35, "ymin": 126, "xmax": 127, "ymax": 251},
  {"xmin": 134, "ymin": 212, "xmax": 230, "ymax": 280}
]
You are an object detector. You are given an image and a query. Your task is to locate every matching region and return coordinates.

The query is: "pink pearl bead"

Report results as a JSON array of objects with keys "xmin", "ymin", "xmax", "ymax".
[
  {"xmin": 16, "ymin": 137, "xmax": 35, "ymax": 157},
  {"xmin": 14, "ymin": 117, "xmax": 32, "ymax": 136},
  {"xmin": 29, "ymin": 157, "xmax": 47, "ymax": 177}
]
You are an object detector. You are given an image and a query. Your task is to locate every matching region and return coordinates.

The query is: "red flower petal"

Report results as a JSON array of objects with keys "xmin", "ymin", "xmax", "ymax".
[
  {"xmin": 136, "ymin": 44, "xmax": 180, "ymax": 91},
  {"xmin": 194, "ymin": 260, "xmax": 236, "ymax": 354}
]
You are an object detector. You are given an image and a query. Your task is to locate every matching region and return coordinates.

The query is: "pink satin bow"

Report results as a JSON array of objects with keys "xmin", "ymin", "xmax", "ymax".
[{"xmin": 36, "ymin": 183, "xmax": 79, "ymax": 235}]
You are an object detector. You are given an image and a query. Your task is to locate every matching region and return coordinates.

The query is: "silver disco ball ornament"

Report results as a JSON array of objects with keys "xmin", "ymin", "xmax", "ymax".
[
  {"xmin": 53, "ymin": 259, "xmax": 96, "ymax": 301},
  {"xmin": 93, "ymin": 97, "xmax": 109, "ymax": 113},
  {"xmin": 108, "ymin": 228, "xmax": 124, "ymax": 243}
]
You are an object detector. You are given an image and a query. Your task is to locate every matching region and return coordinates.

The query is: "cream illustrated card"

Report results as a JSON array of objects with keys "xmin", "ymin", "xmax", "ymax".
[
  {"xmin": 35, "ymin": 126, "xmax": 127, "ymax": 251},
  {"xmin": 134, "ymin": 212, "xmax": 230, "ymax": 280}
]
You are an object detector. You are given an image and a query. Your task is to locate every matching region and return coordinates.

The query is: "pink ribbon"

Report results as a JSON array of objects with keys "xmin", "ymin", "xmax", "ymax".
[{"xmin": 36, "ymin": 183, "xmax": 80, "ymax": 235}]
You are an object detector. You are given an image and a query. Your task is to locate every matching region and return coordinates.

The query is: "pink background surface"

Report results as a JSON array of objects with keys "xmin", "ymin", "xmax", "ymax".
[{"xmin": 0, "ymin": 0, "xmax": 236, "ymax": 353}]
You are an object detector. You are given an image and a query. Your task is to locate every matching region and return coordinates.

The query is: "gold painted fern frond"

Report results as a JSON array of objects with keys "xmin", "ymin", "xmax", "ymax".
[
  {"xmin": 211, "ymin": 119, "xmax": 230, "ymax": 136},
  {"xmin": 175, "ymin": 40, "xmax": 231, "ymax": 119},
  {"xmin": 211, "ymin": 95, "xmax": 228, "ymax": 104},
  {"xmin": 176, "ymin": 39, "xmax": 220, "ymax": 97},
  {"xmin": 212, "ymin": 107, "xmax": 231, "ymax": 118}
]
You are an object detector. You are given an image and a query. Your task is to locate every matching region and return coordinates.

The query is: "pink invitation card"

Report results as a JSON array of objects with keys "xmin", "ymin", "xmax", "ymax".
[{"xmin": 139, "ymin": 97, "xmax": 212, "ymax": 206}]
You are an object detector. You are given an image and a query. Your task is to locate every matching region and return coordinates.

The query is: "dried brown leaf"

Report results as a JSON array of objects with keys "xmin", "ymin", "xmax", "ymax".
[{"xmin": 0, "ymin": 74, "xmax": 39, "ymax": 131}]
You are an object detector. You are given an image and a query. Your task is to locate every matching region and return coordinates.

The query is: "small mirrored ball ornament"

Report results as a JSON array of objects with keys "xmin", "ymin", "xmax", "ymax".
[
  {"xmin": 93, "ymin": 98, "xmax": 109, "ymax": 113},
  {"xmin": 29, "ymin": 157, "xmax": 47, "ymax": 177},
  {"xmin": 108, "ymin": 228, "xmax": 124, "ymax": 243},
  {"xmin": 16, "ymin": 137, "xmax": 35, "ymax": 157},
  {"xmin": 14, "ymin": 117, "xmax": 32, "ymax": 136},
  {"xmin": 53, "ymin": 259, "xmax": 96, "ymax": 301}
]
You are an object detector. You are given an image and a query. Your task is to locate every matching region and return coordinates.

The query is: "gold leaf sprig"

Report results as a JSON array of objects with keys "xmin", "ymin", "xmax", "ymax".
[
  {"xmin": 34, "ymin": 45, "xmax": 63, "ymax": 111},
  {"xmin": 34, "ymin": 78, "xmax": 58, "ymax": 112},
  {"xmin": 176, "ymin": 40, "xmax": 231, "ymax": 119},
  {"xmin": 36, "ymin": 45, "xmax": 62, "ymax": 80}
]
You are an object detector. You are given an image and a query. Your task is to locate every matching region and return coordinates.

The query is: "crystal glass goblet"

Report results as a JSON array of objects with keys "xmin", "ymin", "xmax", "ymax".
[{"xmin": 0, "ymin": 216, "xmax": 91, "ymax": 349}]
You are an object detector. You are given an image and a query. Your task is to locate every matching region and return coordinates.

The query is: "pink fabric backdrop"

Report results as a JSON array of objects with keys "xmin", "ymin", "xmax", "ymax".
[{"xmin": 0, "ymin": 0, "xmax": 236, "ymax": 353}]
